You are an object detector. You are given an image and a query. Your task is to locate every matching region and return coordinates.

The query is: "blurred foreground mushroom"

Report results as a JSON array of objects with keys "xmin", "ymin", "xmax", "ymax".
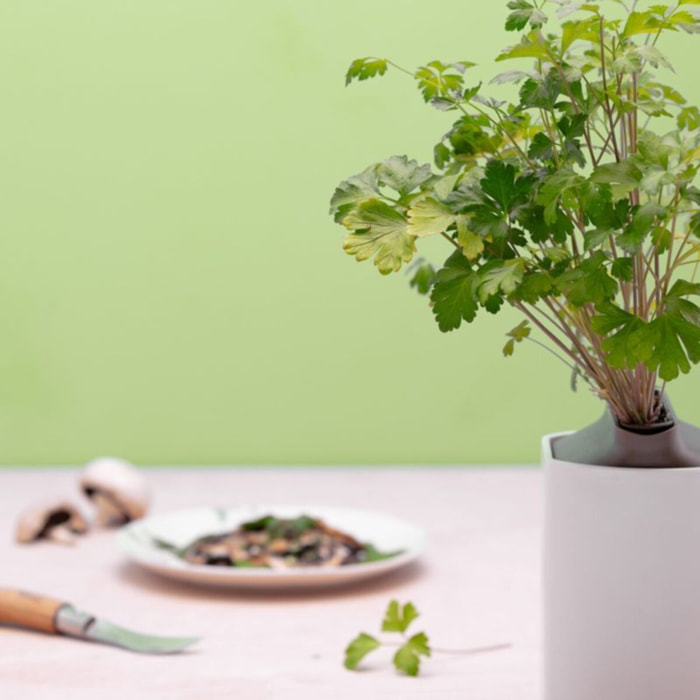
[
  {"xmin": 16, "ymin": 500, "xmax": 88, "ymax": 545},
  {"xmin": 80, "ymin": 457, "xmax": 149, "ymax": 527}
]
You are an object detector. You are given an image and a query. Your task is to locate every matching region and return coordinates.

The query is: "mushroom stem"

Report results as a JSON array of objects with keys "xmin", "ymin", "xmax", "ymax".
[
  {"xmin": 92, "ymin": 493, "xmax": 126, "ymax": 528},
  {"xmin": 80, "ymin": 457, "xmax": 149, "ymax": 528},
  {"xmin": 47, "ymin": 526, "xmax": 77, "ymax": 546}
]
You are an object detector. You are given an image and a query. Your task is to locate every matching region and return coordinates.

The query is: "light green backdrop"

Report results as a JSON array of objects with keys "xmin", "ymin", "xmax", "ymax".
[{"xmin": 0, "ymin": 1, "xmax": 698, "ymax": 465}]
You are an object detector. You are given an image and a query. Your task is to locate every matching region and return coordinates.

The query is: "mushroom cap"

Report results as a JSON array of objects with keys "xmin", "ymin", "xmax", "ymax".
[
  {"xmin": 80, "ymin": 457, "xmax": 150, "ymax": 525},
  {"xmin": 15, "ymin": 499, "xmax": 88, "ymax": 544}
]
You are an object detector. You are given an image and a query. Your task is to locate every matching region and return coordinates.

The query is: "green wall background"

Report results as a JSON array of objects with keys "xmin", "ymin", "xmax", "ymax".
[{"xmin": 0, "ymin": 0, "xmax": 698, "ymax": 465}]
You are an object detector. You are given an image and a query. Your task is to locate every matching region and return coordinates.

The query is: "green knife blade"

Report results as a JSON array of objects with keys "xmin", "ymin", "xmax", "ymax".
[{"xmin": 56, "ymin": 605, "xmax": 200, "ymax": 654}]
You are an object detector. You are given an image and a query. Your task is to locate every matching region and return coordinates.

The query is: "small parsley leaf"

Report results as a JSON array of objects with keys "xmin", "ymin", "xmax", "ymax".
[
  {"xmin": 393, "ymin": 633, "xmax": 432, "ymax": 677},
  {"xmin": 409, "ymin": 262, "xmax": 437, "ymax": 295},
  {"xmin": 382, "ymin": 600, "xmax": 419, "ymax": 634},
  {"xmin": 503, "ymin": 319, "xmax": 531, "ymax": 356},
  {"xmin": 344, "ymin": 633, "xmax": 381, "ymax": 670},
  {"xmin": 346, "ymin": 58, "xmax": 389, "ymax": 86}
]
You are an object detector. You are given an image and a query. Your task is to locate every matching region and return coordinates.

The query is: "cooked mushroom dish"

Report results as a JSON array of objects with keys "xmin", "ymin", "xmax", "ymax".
[{"xmin": 157, "ymin": 514, "xmax": 402, "ymax": 568}]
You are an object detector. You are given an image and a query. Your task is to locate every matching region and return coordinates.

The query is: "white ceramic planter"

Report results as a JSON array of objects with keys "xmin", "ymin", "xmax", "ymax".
[{"xmin": 543, "ymin": 432, "xmax": 700, "ymax": 700}]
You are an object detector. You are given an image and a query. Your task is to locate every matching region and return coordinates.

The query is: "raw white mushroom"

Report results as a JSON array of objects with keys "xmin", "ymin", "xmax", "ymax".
[
  {"xmin": 80, "ymin": 457, "xmax": 149, "ymax": 527},
  {"xmin": 15, "ymin": 500, "xmax": 89, "ymax": 545}
]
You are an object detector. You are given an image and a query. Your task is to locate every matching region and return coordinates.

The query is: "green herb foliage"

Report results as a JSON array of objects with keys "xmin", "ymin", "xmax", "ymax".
[
  {"xmin": 241, "ymin": 514, "xmax": 319, "ymax": 538},
  {"xmin": 331, "ymin": 1, "xmax": 700, "ymax": 425},
  {"xmin": 344, "ymin": 600, "xmax": 432, "ymax": 676}
]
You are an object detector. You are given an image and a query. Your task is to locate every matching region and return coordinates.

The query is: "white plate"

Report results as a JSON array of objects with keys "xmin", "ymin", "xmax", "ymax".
[{"xmin": 117, "ymin": 505, "xmax": 426, "ymax": 589}]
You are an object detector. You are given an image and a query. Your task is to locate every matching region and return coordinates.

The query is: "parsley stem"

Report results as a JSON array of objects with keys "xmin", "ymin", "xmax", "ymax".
[
  {"xmin": 386, "ymin": 60, "xmax": 416, "ymax": 78},
  {"xmin": 430, "ymin": 643, "xmax": 512, "ymax": 656},
  {"xmin": 440, "ymin": 231, "xmax": 461, "ymax": 250},
  {"xmin": 381, "ymin": 641, "xmax": 512, "ymax": 655},
  {"xmin": 525, "ymin": 337, "xmax": 582, "ymax": 377}
]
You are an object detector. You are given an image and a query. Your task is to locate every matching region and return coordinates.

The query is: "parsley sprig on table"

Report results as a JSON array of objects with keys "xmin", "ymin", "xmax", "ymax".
[
  {"xmin": 344, "ymin": 600, "xmax": 512, "ymax": 677},
  {"xmin": 345, "ymin": 601, "xmax": 431, "ymax": 676}
]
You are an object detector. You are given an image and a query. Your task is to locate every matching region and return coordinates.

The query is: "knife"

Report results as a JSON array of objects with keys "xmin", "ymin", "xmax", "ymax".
[{"xmin": 0, "ymin": 589, "xmax": 200, "ymax": 654}]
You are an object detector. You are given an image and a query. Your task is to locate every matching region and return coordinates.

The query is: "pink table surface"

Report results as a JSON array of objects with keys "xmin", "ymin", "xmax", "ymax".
[{"xmin": 0, "ymin": 467, "xmax": 542, "ymax": 700}]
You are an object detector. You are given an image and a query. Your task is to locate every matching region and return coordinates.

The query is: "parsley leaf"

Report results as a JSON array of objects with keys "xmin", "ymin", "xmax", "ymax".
[
  {"xmin": 503, "ymin": 319, "xmax": 531, "ymax": 356},
  {"xmin": 478, "ymin": 259, "xmax": 526, "ymax": 301},
  {"xmin": 644, "ymin": 313, "xmax": 700, "ymax": 381},
  {"xmin": 496, "ymin": 34, "xmax": 550, "ymax": 62},
  {"xmin": 409, "ymin": 262, "xmax": 436, "ymax": 295},
  {"xmin": 591, "ymin": 303, "xmax": 648, "ymax": 369},
  {"xmin": 329, "ymin": 165, "xmax": 380, "ymax": 223},
  {"xmin": 342, "ymin": 200, "xmax": 415, "ymax": 274},
  {"xmin": 519, "ymin": 72, "xmax": 562, "ymax": 110},
  {"xmin": 378, "ymin": 156, "xmax": 433, "ymax": 199},
  {"xmin": 414, "ymin": 60, "xmax": 475, "ymax": 103},
  {"xmin": 536, "ymin": 167, "xmax": 583, "ymax": 224},
  {"xmin": 557, "ymin": 251, "xmax": 618, "ymax": 307},
  {"xmin": 480, "ymin": 160, "xmax": 532, "ymax": 214},
  {"xmin": 408, "ymin": 198, "xmax": 455, "ymax": 237},
  {"xmin": 346, "ymin": 58, "xmax": 388, "ymax": 86},
  {"xmin": 611, "ymin": 257, "xmax": 634, "ymax": 282},
  {"xmin": 430, "ymin": 251, "xmax": 479, "ymax": 331},
  {"xmin": 382, "ymin": 600, "xmax": 419, "ymax": 634},
  {"xmin": 617, "ymin": 202, "xmax": 666, "ymax": 252},
  {"xmin": 512, "ymin": 271, "xmax": 554, "ymax": 303},
  {"xmin": 591, "ymin": 159, "xmax": 643, "ymax": 200},
  {"xmin": 456, "ymin": 216, "xmax": 484, "ymax": 260},
  {"xmin": 528, "ymin": 132, "xmax": 555, "ymax": 160},
  {"xmin": 344, "ymin": 633, "xmax": 381, "ymax": 670},
  {"xmin": 393, "ymin": 633, "xmax": 432, "ymax": 677},
  {"xmin": 505, "ymin": 0, "xmax": 548, "ymax": 32}
]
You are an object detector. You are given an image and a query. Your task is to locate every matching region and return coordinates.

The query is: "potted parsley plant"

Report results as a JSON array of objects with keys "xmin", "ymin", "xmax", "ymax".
[{"xmin": 330, "ymin": 1, "xmax": 700, "ymax": 698}]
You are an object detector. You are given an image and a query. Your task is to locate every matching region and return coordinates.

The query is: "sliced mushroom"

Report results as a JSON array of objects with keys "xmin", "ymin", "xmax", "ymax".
[
  {"xmin": 315, "ymin": 519, "xmax": 363, "ymax": 549},
  {"xmin": 16, "ymin": 500, "xmax": 88, "ymax": 545},
  {"xmin": 319, "ymin": 544, "xmax": 351, "ymax": 568},
  {"xmin": 80, "ymin": 457, "xmax": 149, "ymax": 527},
  {"xmin": 268, "ymin": 537, "xmax": 289, "ymax": 555},
  {"xmin": 175, "ymin": 515, "xmax": 381, "ymax": 569}
]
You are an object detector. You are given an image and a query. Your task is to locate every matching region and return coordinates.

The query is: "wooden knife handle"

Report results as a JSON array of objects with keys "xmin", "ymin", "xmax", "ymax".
[{"xmin": 0, "ymin": 589, "xmax": 66, "ymax": 633}]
